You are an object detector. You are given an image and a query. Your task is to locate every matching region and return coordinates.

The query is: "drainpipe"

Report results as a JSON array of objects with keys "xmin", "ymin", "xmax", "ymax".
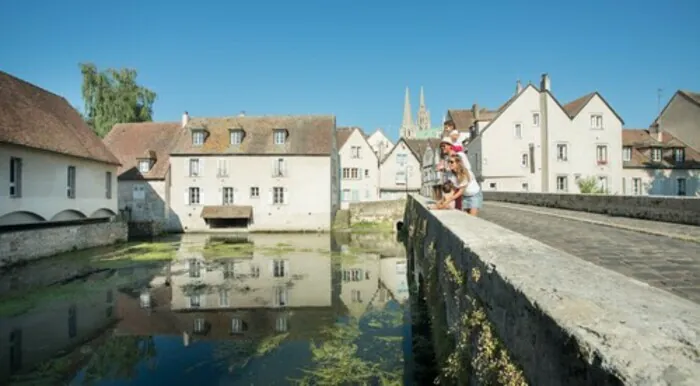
[{"xmin": 539, "ymin": 74, "xmax": 551, "ymax": 192}]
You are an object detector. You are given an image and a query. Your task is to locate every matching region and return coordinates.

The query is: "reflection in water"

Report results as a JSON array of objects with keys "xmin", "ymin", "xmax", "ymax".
[{"xmin": 0, "ymin": 232, "xmax": 414, "ymax": 385}]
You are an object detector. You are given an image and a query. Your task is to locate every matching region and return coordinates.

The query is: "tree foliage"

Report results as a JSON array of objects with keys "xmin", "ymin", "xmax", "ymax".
[
  {"xmin": 576, "ymin": 176, "xmax": 606, "ymax": 194},
  {"xmin": 79, "ymin": 63, "xmax": 157, "ymax": 137}
]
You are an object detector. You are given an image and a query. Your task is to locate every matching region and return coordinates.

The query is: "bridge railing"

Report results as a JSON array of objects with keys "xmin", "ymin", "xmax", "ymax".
[{"xmin": 483, "ymin": 191, "xmax": 700, "ymax": 226}]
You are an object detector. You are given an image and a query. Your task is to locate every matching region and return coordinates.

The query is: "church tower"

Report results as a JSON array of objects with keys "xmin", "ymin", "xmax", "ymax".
[
  {"xmin": 399, "ymin": 87, "xmax": 416, "ymax": 139},
  {"xmin": 416, "ymin": 86, "xmax": 431, "ymax": 131}
]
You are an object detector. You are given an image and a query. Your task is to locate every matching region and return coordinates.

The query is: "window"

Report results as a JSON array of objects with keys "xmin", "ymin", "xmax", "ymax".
[
  {"xmin": 590, "ymin": 114, "xmax": 603, "ymax": 129},
  {"xmin": 674, "ymin": 148, "xmax": 685, "ymax": 163},
  {"xmin": 520, "ymin": 153, "xmax": 529, "ymax": 168},
  {"xmin": 194, "ymin": 318, "xmax": 206, "ymax": 333},
  {"xmin": 139, "ymin": 290, "xmax": 151, "ymax": 308},
  {"xmin": 273, "ymin": 158, "xmax": 285, "ymax": 177},
  {"xmin": 250, "ymin": 263, "xmax": 260, "ymax": 278},
  {"xmin": 396, "ymin": 153, "xmax": 407, "ymax": 166},
  {"xmin": 351, "ymin": 146, "xmax": 361, "ymax": 159},
  {"xmin": 364, "ymin": 169, "xmax": 369, "ymax": 178},
  {"xmin": 250, "ymin": 186, "xmax": 259, "ymax": 198},
  {"xmin": 342, "ymin": 269, "xmax": 365, "ymax": 282},
  {"xmin": 188, "ymin": 187, "xmax": 200, "ymax": 205},
  {"xmin": 189, "ymin": 158, "xmax": 200, "ymax": 176},
  {"xmin": 222, "ymin": 187, "xmax": 234, "ymax": 205},
  {"xmin": 223, "ymin": 262, "xmax": 235, "ymax": 279},
  {"xmin": 532, "ymin": 113, "xmax": 540, "ymax": 127},
  {"xmin": 651, "ymin": 148, "xmax": 662, "ymax": 162},
  {"xmin": 188, "ymin": 259, "xmax": 201, "ymax": 278},
  {"xmin": 274, "ymin": 286, "xmax": 288, "ymax": 307},
  {"xmin": 395, "ymin": 170, "xmax": 407, "ymax": 184},
  {"xmin": 622, "ymin": 146, "xmax": 632, "ymax": 162},
  {"xmin": 273, "ymin": 129, "xmax": 286, "ymax": 145},
  {"xmin": 67, "ymin": 166, "xmax": 76, "ymax": 199},
  {"xmin": 632, "ymin": 178, "xmax": 642, "ymax": 195},
  {"xmin": 677, "ymin": 178, "xmax": 687, "ymax": 196},
  {"xmin": 9, "ymin": 157, "xmax": 22, "ymax": 198},
  {"xmin": 342, "ymin": 189, "xmax": 351, "ymax": 201},
  {"xmin": 230, "ymin": 130, "xmax": 243, "ymax": 145},
  {"xmin": 217, "ymin": 158, "xmax": 228, "ymax": 177},
  {"xmin": 192, "ymin": 131, "xmax": 205, "ymax": 146},
  {"xmin": 596, "ymin": 145, "xmax": 608, "ymax": 164},
  {"xmin": 556, "ymin": 144, "xmax": 568, "ymax": 161},
  {"xmin": 514, "ymin": 123, "xmax": 522, "ymax": 138},
  {"xmin": 231, "ymin": 318, "xmax": 246, "ymax": 333},
  {"xmin": 219, "ymin": 289, "xmax": 229, "ymax": 307},
  {"xmin": 273, "ymin": 259, "xmax": 287, "ymax": 277},
  {"xmin": 342, "ymin": 167, "xmax": 359, "ymax": 180},
  {"xmin": 275, "ymin": 315, "xmax": 289, "ymax": 332},
  {"xmin": 522, "ymin": 183, "xmax": 529, "ymax": 191},
  {"xmin": 351, "ymin": 290, "xmax": 362, "ymax": 303},
  {"xmin": 105, "ymin": 172, "xmax": 112, "ymax": 199},
  {"xmin": 189, "ymin": 295, "xmax": 201, "ymax": 308},
  {"xmin": 273, "ymin": 187, "xmax": 285, "ymax": 204},
  {"xmin": 351, "ymin": 190, "xmax": 359, "ymax": 202},
  {"xmin": 556, "ymin": 176, "xmax": 568, "ymax": 192},
  {"xmin": 597, "ymin": 176, "xmax": 608, "ymax": 193},
  {"xmin": 489, "ymin": 183, "xmax": 497, "ymax": 190},
  {"xmin": 138, "ymin": 159, "xmax": 151, "ymax": 173}
]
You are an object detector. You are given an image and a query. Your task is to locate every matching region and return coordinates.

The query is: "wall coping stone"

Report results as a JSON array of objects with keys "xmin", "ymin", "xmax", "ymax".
[{"xmin": 407, "ymin": 193, "xmax": 700, "ymax": 385}]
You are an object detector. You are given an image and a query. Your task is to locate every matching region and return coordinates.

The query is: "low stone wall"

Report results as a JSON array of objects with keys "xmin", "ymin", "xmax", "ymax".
[
  {"xmin": 404, "ymin": 194, "xmax": 700, "ymax": 385},
  {"xmin": 349, "ymin": 199, "xmax": 406, "ymax": 225},
  {"xmin": 128, "ymin": 221, "xmax": 163, "ymax": 239},
  {"xmin": 0, "ymin": 220, "xmax": 128, "ymax": 267},
  {"xmin": 484, "ymin": 191, "xmax": 700, "ymax": 226}
]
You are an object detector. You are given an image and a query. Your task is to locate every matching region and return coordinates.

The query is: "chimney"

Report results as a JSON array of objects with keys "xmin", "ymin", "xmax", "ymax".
[
  {"xmin": 516, "ymin": 79, "xmax": 523, "ymax": 94},
  {"xmin": 181, "ymin": 111, "xmax": 189, "ymax": 128},
  {"xmin": 540, "ymin": 73, "xmax": 551, "ymax": 92},
  {"xmin": 472, "ymin": 103, "xmax": 480, "ymax": 121}
]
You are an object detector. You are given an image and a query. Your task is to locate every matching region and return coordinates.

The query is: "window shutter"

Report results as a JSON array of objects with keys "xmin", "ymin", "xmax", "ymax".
[
  {"xmin": 269, "ymin": 260, "xmax": 274, "ymax": 276},
  {"xmin": 268, "ymin": 188, "xmax": 273, "ymax": 205},
  {"xmin": 271, "ymin": 159, "xmax": 277, "ymax": 177},
  {"xmin": 200, "ymin": 158, "xmax": 205, "ymax": 176},
  {"xmin": 284, "ymin": 187, "xmax": 289, "ymax": 204},
  {"xmin": 184, "ymin": 188, "xmax": 189, "ymax": 205},
  {"xmin": 284, "ymin": 260, "xmax": 290, "ymax": 277},
  {"xmin": 282, "ymin": 159, "xmax": 287, "ymax": 177},
  {"xmin": 184, "ymin": 158, "xmax": 189, "ymax": 175}
]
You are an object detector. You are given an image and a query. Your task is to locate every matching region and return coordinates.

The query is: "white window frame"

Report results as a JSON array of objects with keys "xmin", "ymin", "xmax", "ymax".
[
  {"xmin": 9, "ymin": 157, "xmax": 22, "ymax": 198},
  {"xmin": 222, "ymin": 187, "xmax": 234, "ymax": 205},
  {"xmin": 192, "ymin": 131, "xmax": 205, "ymax": 146},
  {"xmin": 231, "ymin": 318, "xmax": 244, "ymax": 333},
  {"xmin": 189, "ymin": 158, "xmax": 200, "ymax": 177},
  {"xmin": 590, "ymin": 114, "xmax": 603, "ymax": 129},
  {"xmin": 632, "ymin": 178, "xmax": 642, "ymax": 195},
  {"xmin": 673, "ymin": 148, "xmax": 685, "ymax": 163},
  {"xmin": 556, "ymin": 144, "xmax": 568, "ymax": 161},
  {"xmin": 194, "ymin": 318, "xmax": 206, "ymax": 333},
  {"xmin": 189, "ymin": 295, "xmax": 201, "ymax": 308},
  {"xmin": 273, "ymin": 286, "xmax": 288, "ymax": 307},
  {"xmin": 67, "ymin": 166, "xmax": 76, "ymax": 199},
  {"xmin": 651, "ymin": 147, "xmax": 662, "ymax": 162},
  {"xmin": 622, "ymin": 146, "xmax": 632, "ymax": 162},
  {"xmin": 230, "ymin": 130, "xmax": 243, "ymax": 145},
  {"xmin": 273, "ymin": 186, "xmax": 285, "ymax": 204},
  {"xmin": 250, "ymin": 186, "xmax": 259, "ymax": 198},
  {"xmin": 138, "ymin": 159, "xmax": 151, "ymax": 173},
  {"xmin": 217, "ymin": 158, "xmax": 228, "ymax": 177},
  {"xmin": 351, "ymin": 146, "xmax": 361, "ymax": 159},
  {"xmin": 189, "ymin": 187, "xmax": 200, "ymax": 205},
  {"xmin": 275, "ymin": 315, "xmax": 289, "ymax": 332},
  {"xmin": 597, "ymin": 176, "xmax": 609, "ymax": 193},
  {"xmin": 596, "ymin": 145, "xmax": 608, "ymax": 165},
  {"xmin": 273, "ymin": 130, "xmax": 286, "ymax": 145},
  {"xmin": 522, "ymin": 183, "xmax": 529, "ymax": 192},
  {"xmin": 273, "ymin": 158, "xmax": 285, "ymax": 177},
  {"xmin": 105, "ymin": 172, "xmax": 112, "ymax": 199},
  {"xmin": 520, "ymin": 153, "xmax": 529, "ymax": 168},
  {"xmin": 219, "ymin": 289, "xmax": 229, "ymax": 307},
  {"xmin": 556, "ymin": 176, "xmax": 568, "ymax": 192},
  {"xmin": 532, "ymin": 112, "xmax": 540, "ymax": 127},
  {"xmin": 514, "ymin": 123, "xmax": 522, "ymax": 139}
]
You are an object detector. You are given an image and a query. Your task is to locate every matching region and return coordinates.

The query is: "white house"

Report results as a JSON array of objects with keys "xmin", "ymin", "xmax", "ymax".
[
  {"xmin": 336, "ymin": 127, "xmax": 380, "ymax": 209},
  {"xmin": 466, "ymin": 74, "xmax": 624, "ymax": 194},
  {"xmin": 621, "ymin": 129, "xmax": 700, "ymax": 196},
  {"xmin": 420, "ymin": 139, "xmax": 442, "ymax": 198},
  {"xmin": 0, "ymin": 70, "xmax": 120, "ymax": 227},
  {"xmin": 169, "ymin": 113, "xmax": 340, "ymax": 232},
  {"xmin": 378, "ymin": 138, "xmax": 426, "ymax": 199},
  {"xmin": 366, "ymin": 128, "xmax": 394, "ymax": 161},
  {"xmin": 103, "ymin": 121, "xmax": 182, "ymax": 231},
  {"xmin": 652, "ymin": 90, "xmax": 700, "ymax": 152}
]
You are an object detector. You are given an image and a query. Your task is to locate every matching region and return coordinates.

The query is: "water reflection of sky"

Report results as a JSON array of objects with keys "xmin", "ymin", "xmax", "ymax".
[{"xmin": 0, "ymin": 232, "xmax": 411, "ymax": 386}]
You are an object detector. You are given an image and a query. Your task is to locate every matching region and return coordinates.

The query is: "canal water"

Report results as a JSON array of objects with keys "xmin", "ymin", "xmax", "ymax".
[{"xmin": 0, "ymin": 231, "xmax": 430, "ymax": 385}]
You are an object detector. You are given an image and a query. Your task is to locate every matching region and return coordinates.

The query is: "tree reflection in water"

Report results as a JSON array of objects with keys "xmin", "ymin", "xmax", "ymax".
[
  {"xmin": 81, "ymin": 336, "xmax": 157, "ymax": 384},
  {"xmin": 293, "ymin": 306, "xmax": 405, "ymax": 386}
]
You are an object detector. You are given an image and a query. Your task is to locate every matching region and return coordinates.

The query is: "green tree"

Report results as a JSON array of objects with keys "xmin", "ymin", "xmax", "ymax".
[
  {"xmin": 79, "ymin": 63, "xmax": 157, "ymax": 137},
  {"xmin": 576, "ymin": 176, "xmax": 606, "ymax": 194}
]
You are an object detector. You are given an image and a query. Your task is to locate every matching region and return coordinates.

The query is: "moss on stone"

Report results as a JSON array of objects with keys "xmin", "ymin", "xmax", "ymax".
[{"xmin": 350, "ymin": 220, "xmax": 395, "ymax": 233}]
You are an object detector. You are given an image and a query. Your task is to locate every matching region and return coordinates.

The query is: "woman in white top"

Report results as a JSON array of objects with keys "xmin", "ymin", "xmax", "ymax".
[{"xmin": 446, "ymin": 154, "xmax": 483, "ymax": 216}]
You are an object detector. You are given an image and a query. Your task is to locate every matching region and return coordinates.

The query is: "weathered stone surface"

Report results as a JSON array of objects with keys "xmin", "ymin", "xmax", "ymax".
[
  {"xmin": 0, "ymin": 221, "xmax": 128, "ymax": 267},
  {"xmin": 484, "ymin": 191, "xmax": 700, "ymax": 226},
  {"xmin": 480, "ymin": 202, "xmax": 700, "ymax": 304},
  {"xmin": 405, "ymin": 194, "xmax": 700, "ymax": 385},
  {"xmin": 349, "ymin": 199, "xmax": 405, "ymax": 225}
]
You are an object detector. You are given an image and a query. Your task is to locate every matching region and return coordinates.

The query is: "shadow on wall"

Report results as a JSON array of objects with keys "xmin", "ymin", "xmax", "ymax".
[
  {"xmin": 118, "ymin": 168, "xmax": 182, "ymax": 233},
  {"xmin": 643, "ymin": 168, "xmax": 700, "ymax": 197}
]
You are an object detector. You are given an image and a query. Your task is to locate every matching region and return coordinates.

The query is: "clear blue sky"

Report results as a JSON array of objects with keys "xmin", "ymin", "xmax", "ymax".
[{"xmin": 2, "ymin": 0, "xmax": 698, "ymax": 141}]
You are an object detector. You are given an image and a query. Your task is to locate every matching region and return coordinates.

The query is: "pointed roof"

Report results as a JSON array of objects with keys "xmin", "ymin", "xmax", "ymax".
[
  {"xmin": 652, "ymin": 90, "xmax": 700, "ymax": 127},
  {"xmin": 419, "ymin": 86, "xmax": 425, "ymax": 107},
  {"xmin": 335, "ymin": 126, "xmax": 367, "ymax": 149},
  {"xmin": 561, "ymin": 91, "xmax": 625, "ymax": 124},
  {"xmin": 404, "ymin": 138, "xmax": 440, "ymax": 160},
  {"xmin": 402, "ymin": 87, "xmax": 413, "ymax": 127}
]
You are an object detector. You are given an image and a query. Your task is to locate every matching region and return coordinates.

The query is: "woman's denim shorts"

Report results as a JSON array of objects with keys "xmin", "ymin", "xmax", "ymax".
[{"xmin": 462, "ymin": 191, "xmax": 483, "ymax": 209}]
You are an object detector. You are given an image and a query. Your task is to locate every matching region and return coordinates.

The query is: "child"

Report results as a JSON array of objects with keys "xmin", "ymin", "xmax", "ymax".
[
  {"xmin": 429, "ymin": 181, "xmax": 458, "ymax": 210},
  {"xmin": 449, "ymin": 129, "xmax": 464, "ymax": 153}
]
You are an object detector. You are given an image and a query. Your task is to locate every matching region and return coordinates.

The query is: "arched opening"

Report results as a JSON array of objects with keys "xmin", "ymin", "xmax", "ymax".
[
  {"xmin": 90, "ymin": 208, "xmax": 117, "ymax": 218},
  {"xmin": 50, "ymin": 209, "xmax": 87, "ymax": 222},
  {"xmin": 0, "ymin": 211, "xmax": 46, "ymax": 226}
]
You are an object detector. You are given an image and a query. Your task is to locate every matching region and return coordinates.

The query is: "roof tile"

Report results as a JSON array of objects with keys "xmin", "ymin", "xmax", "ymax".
[{"xmin": 103, "ymin": 122, "xmax": 182, "ymax": 179}]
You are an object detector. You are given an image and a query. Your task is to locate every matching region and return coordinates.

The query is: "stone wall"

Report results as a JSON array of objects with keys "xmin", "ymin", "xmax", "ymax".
[
  {"xmin": 0, "ymin": 220, "xmax": 128, "ymax": 267},
  {"xmin": 128, "ymin": 221, "xmax": 163, "ymax": 239},
  {"xmin": 349, "ymin": 199, "xmax": 406, "ymax": 225},
  {"xmin": 484, "ymin": 191, "xmax": 700, "ymax": 226},
  {"xmin": 404, "ymin": 194, "xmax": 700, "ymax": 385}
]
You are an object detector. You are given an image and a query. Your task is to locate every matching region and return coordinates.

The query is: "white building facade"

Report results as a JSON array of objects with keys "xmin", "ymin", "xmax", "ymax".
[
  {"xmin": 378, "ymin": 139, "xmax": 422, "ymax": 200},
  {"xmin": 336, "ymin": 127, "xmax": 380, "ymax": 209}
]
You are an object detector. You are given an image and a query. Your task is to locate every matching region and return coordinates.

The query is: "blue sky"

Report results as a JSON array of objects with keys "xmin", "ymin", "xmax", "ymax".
[{"xmin": 2, "ymin": 0, "xmax": 698, "ymax": 141}]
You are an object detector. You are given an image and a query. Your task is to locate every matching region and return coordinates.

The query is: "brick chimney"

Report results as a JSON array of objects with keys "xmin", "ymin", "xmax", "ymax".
[
  {"xmin": 181, "ymin": 111, "xmax": 189, "ymax": 128},
  {"xmin": 472, "ymin": 103, "xmax": 480, "ymax": 121},
  {"xmin": 540, "ymin": 73, "xmax": 551, "ymax": 92}
]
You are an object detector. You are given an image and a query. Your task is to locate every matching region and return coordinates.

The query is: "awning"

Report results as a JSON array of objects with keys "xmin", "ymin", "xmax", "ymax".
[{"xmin": 201, "ymin": 205, "xmax": 253, "ymax": 219}]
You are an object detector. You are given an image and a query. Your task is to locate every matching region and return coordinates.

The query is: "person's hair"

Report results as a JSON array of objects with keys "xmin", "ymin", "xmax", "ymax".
[
  {"xmin": 449, "ymin": 155, "xmax": 470, "ymax": 183},
  {"xmin": 444, "ymin": 120, "xmax": 455, "ymax": 130},
  {"xmin": 441, "ymin": 180, "xmax": 455, "ymax": 193}
]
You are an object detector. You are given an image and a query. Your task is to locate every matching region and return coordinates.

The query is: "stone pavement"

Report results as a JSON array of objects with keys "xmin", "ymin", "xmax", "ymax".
[{"xmin": 480, "ymin": 202, "xmax": 700, "ymax": 304}]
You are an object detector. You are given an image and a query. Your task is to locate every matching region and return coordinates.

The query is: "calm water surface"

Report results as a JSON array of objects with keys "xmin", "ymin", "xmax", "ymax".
[{"xmin": 0, "ymin": 232, "xmax": 422, "ymax": 385}]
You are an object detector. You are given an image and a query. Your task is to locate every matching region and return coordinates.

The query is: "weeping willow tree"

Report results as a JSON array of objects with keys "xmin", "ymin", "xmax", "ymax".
[{"xmin": 79, "ymin": 63, "xmax": 157, "ymax": 137}]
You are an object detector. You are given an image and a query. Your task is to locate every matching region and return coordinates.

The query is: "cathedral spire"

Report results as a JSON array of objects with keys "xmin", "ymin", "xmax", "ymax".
[
  {"xmin": 419, "ymin": 86, "xmax": 425, "ymax": 107},
  {"xmin": 416, "ymin": 86, "xmax": 431, "ymax": 132},
  {"xmin": 402, "ymin": 87, "xmax": 413, "ymax": 128}
]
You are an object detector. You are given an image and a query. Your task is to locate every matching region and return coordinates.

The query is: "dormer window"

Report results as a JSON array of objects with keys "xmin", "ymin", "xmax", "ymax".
[
  {"xmin": 230, "ymin": 129, "xmax": 244, "ymax": 145},
  {"xmin": 651, "ymin": 147, "xmax": 662, "ymax": 162},
  {"xmin": 273, "ymin": 129, "xmax": 287, "ymax": 145},
  {"xmin": 673, "ymin": 148, "xmax": 685, "ymax": 163},
  {"xmin": 622, "ymin": 146, "xmax": 632, "ymax": 162},
  {"xmin": 138, "ymin": 159, "xmax": 151, "ymax": 173},
  {"xmin": 192, "ymin": 131, "xmax": 205, "ymax": 146}
]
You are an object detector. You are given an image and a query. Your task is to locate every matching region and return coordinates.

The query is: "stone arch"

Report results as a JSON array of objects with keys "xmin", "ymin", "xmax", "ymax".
[
  {"xmin": 0, "ymin": 211, "xmax": 46, "ymax": 226},
  {"xmin": 50, "ymin": 209, "xmax": 87, "ymax": 222},
  {"xmin": 90, "ymin": 208, "xmax": 117, "ymax": 218}
]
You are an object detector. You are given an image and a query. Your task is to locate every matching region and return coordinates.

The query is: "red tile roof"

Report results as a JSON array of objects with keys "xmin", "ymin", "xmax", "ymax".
[
  {"xmin": 622, "ymin": 129, "xmax": 700, "ymax": 169},
  {"xmin": 103, "ymin": 122, "xmax": 182, "ymax": 180},
  {"xmin": 0, "ymin": 70, "xmax": 120, "ymax": 165}
]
